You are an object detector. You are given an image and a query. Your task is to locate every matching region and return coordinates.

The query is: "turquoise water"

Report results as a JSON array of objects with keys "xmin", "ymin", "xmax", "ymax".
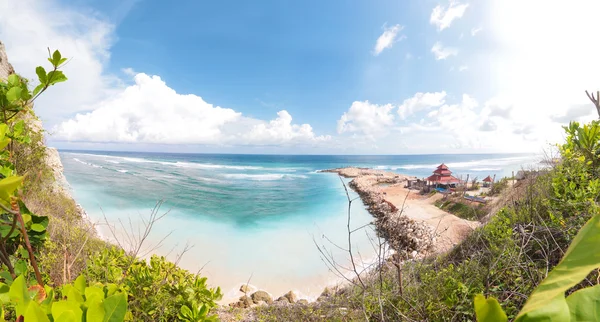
[{"xmin": 59, "ymin": 151, "xmax": 538, "ymax": 301}]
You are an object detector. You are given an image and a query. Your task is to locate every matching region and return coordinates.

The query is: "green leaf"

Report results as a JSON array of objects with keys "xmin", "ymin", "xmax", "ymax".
[
  {"xmin": 0, "ymin": 138, "xmax": 11, "ymax": 151},
  {"xmin": 33, "ymin": 84, "xmax": 45, "ymax": 97},
  {"xmin": 474, "ymin": 294, "xmax": 507, "ymax": 322},
  {"xmin": 58, "ymin": 57, "xmax": 68, "ymax": 66},
  {"xmin": 66, "ymin": 287, "xmax": 84, "ymax": 304},
  {"xmin": 13, "ymin": 120, "xmax": 24, "ymax": 137},
  {"xmin": 516, "ymin": 212, "xmax": 600, "ymax": 321},
  {"xmin": 52, "ymin": 50, "xmax": 62, "ymax": 66},
  {"xmin": 9, "ymin": 275, "xmax": 29, "ymax": 317},
  {"xmin": 36, "ymin": 66, "xmax": 47, "ymax": 84},
  {"xmin": 74, "ymin": 275, "xmax": 86, "ymax": 294},
  {"xmin": 0, "ymin": 282, "xmax": 9, "ymax": 303},
  {"xmin": 30, "ymin": 223, "xmax": 45, "ymax": 232},
  {"xmin": 7, "ymin": 74, "xmax": 19, "ymax": 86},
  {"xmin": 84, "ymin": 285, "xmax": 104, "ymax": 303},
  {"xmin": 102, "ymin": 292, "xmax": 127, "ymax": 322},
  {"xmin": 566, "ymin": 283, "xmax": 600, "ymax": 321},
  {"xmin": 6, "ymin": 87, "xmax": 22, "ymax": 102},
  {"xmin": 14, "ymin": 260, "xmax": 27, "ymax": 276},
  {"xmin": 56, "ymin": 311, "xmax": 77, "ymax": 322},
  {"xmin": 23, "ymin": 301, "xmax": 50, "ymax": 322},
  {"xmin": 0, "ymin": 123, "xmax": 8, "ymax": 138},
  {"xmin": 46, "ymin": 70, "xmax": 67, "ymax": 85},
  {"xmin": 86, "ymin": 298, "xmax": 105, "ymax": 322},
  {"xmin": 51, "ymin": 301, "xmax": 82, "ymax": 321},
  {"xmin": 0, "ymin": 175, "xmax": 23, "ymax": 206}
]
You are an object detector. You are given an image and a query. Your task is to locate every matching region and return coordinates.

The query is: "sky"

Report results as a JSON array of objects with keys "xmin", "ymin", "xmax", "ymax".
[{"xmin": 0, "ymin": 0, "xmax": 599, "ymax": 154}]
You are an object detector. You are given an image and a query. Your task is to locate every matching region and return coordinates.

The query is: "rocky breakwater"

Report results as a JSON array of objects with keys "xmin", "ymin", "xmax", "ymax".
[{"xmin": 320, "ymin": 167, "xmax": 435, "ymax": 260}]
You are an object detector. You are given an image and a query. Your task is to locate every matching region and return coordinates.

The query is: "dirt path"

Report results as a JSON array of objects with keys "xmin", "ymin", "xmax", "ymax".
[{"xmin": 382, "ymin": 186, "xmax": 480, "ymax": 254}]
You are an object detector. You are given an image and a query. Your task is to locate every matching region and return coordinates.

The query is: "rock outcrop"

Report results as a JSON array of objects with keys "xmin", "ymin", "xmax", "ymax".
[{"xmin": 0, "ymin": 41, "xmax": 15, "ymax": 80}]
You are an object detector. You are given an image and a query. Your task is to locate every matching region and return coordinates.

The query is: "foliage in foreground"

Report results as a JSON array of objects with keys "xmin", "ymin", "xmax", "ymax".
[
  {"xmin": 475, "ymin": 120, "xmax": 600, "ymax": 321},
  {"xmin": 86, "ymin": 247, "xmax": 222, "ymax": 322},
  {"xmin": 0, "ymin": 50, "xmax": 222, "ymax": 321}
]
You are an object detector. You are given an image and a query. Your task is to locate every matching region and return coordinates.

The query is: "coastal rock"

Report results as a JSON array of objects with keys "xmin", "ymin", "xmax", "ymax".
[
  {"xmin": 276, "ymin": 296, "xmax": 290, "ymax": 303},
  {"xmin": 283, "ymin": 291, "xmax": 296, "ymax": 303},
  {"xmin": 0, "ymin": 41, "xmax": 15, "ymax": 80},
  {"xmin": 297, "ymin": 299, "xmax": 309, "ymax": 305},
  {"xmin": 231, "ymin": 295, "xmax": 253, "ymax": 308},
  {"xmin": 239, "ymin": 284, "xmax": 250, "ymax": 294},
  {"xmin": 251, "ymin": 290, "xmax": 273, "ymax": 304}
]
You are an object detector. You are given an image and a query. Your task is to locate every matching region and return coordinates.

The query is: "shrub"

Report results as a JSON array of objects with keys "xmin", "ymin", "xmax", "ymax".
[{"xmin": 85, "ymin": 247, "xmax": 222, "ymax": 321}]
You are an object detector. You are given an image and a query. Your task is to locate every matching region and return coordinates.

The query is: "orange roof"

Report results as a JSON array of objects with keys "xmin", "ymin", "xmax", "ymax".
[
  {"xmin": 483, "ymin": 175, "xmax": 493, "ymax": 182},
  {"xmin": 437, "ymin": 163, "xmax": 449, "ymax": 170}
]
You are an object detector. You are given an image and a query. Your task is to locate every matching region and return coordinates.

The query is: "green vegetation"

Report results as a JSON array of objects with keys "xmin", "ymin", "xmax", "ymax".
[
  {"xmin": 435, "ymin": 198, "xmax": 488, "ymax": 220},
  {"xmin": 0, "ymin": 50, "xmax": 220, "ymax": 321}
]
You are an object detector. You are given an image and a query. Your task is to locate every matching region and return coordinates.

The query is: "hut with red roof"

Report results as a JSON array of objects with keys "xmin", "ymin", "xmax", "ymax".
[
  {"xmin": 426, "ymin": 164, "xmax": 460, "ymax": 188},
  {"xmin": 482, "ymin": 175, "xmax": 493, "ymax": 187}
]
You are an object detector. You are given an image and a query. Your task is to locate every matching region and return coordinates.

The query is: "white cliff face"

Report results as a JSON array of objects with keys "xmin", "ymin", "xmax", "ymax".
[
  {"xmin": 0, "ymin": 41, "xmax": 15, "ymax": 80},
  {"xmin": 0, "ymin": 40, "xmax": 83, "ymax": 216}
]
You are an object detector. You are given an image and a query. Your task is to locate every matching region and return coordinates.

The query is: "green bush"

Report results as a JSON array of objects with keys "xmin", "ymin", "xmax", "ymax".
[{"xmin": 85, "ymin": 247, "xmax": 222, "ymax": 321}]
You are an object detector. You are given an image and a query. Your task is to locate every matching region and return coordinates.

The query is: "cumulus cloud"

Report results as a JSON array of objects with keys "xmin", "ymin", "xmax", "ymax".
[
  {"xmin": 550, "ymin": 104, "xmax": 595, "ymax": 123},
  {"xmin": 398, "ymin": 91, "xmax": 446, "ymax": 119},
  {"xmin": 245, "ymin": 110, "xmax": 330, "ymax": 145},
  {"xmin": 373, "ymin": 24, "xmax": 405, "ymax": 55},
  {"xmin": 430, "ymin": 1, "xmax": 469, "ymax": 31},
  {"xmin": 0, "ymin": 0, "xmax": 120, "ymax": 127},
  {"xmin": 337, "ymin": 101, "xmax": 395, "ymax": 137},
  {"xmin": 431, "ymin": 42, "xmax": 458, "ymax": 60},
  {"xmin": 55, "ymin": 73, "xmax": 328, "ymax": 145}
]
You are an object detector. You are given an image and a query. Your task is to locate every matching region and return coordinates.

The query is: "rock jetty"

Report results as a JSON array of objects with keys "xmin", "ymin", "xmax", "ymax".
[{"xmin": 321, "ymin": 167, "xmax": 435, "ymax": 260}]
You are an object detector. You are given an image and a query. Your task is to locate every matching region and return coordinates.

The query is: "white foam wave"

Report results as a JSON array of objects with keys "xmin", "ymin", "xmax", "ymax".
[
  {"xmin": 117, "ymin": 169, "xmax": 128, "ymax": 173},
  {"xmin": 173, "ymin": 161, "xmax": 263, "ymax": 170},
  {"xmin": 72, "ymin": 158, "xmax": 103, "ymax": 169},
  {"xmin": 223, "ymin": 173, "xmax": 308, "ymax": 181},
  {"xmin": 378, "ymin": 155, "xmax": 537, "ymax": 171}
]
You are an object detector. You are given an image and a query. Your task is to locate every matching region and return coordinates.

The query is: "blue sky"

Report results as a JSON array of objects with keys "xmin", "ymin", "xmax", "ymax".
[{"xmin": 1, "ymin": 0, "xmax": 599, "ymax": 154}]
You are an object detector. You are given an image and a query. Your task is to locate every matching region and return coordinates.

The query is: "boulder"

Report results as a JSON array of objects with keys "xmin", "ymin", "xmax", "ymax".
[
  {"xmin": 239, "ymin": 284, "xmax": 250, "ymax": 293},
  {"xmin": 297, "ymin": 299, "xmax": 309, "ymax": 305},
  {"xmin": 276, "ymin": 296, "xmax": 290, "ymax": 303},
  {"xmin": 251, "ymin": 290, "xmax": 273, "ymax": 304},
  {"xmin": 283, "ymin": 291, "xmax": 296, "ymax": 303}
]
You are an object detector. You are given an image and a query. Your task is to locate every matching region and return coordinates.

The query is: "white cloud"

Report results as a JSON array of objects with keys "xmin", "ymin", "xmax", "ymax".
[
  {"xmin": 430, "ymin": 1, "xmax": 469, "ymax": 31},
  {"xmin": 398, "ymin": 91, "xmax": 447, "ymax": 119},
  {"xmin": 459, "ymin": 65, "xmax": 468, "ymax": 72},
  {"xmin": 486, "ymin": 0, "xmax": 600, "ymax": 146},
  {"xmin": 471, "ymin": 27, "xmax": 482, "ymax": 36},
  {"xmin": 245, "ymin": 110, "xmax": 331, "ymax": 145},
  {"xmin": 373, "ymin": 24, "xmax": 405, "ymax": 55},
  {"xmin": 0, "ymin": 0, "xmax": 120, "ymax": 127},
  {"xmin": 337, "ymin": 101, "xmax": 395, "ymax": 137},
  {"xmin": 431, "ymin": 42, "xmax": 458, "ymax": 60},
  {"xmin": 55, "ymin": 73, "xmax": 328, "ymax": 145}
]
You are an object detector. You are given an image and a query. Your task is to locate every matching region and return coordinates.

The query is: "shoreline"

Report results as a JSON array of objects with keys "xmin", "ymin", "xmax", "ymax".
[{"xmin": 51, "ymin": 151, "xmax": 479, "ymax": 309}]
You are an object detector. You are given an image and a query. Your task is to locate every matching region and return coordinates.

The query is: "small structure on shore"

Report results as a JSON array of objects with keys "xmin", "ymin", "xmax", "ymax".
[
  {"xmin": 426, "ymin": 164, "xmax": 460, "ymax": 188},
  {"xmin": 482, "ymin": 175, "xmax": 493, "ymax": 187}
]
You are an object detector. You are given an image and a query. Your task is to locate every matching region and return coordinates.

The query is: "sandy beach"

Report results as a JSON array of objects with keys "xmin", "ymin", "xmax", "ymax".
[{"xmin": 322, "ymin": 167, "xmax": 480, "ymax": 254}]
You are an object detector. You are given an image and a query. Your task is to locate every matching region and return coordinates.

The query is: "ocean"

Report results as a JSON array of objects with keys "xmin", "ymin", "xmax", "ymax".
[{"xmin": 59, "ymin": 151, "xmax": 540, "ymax": 302}]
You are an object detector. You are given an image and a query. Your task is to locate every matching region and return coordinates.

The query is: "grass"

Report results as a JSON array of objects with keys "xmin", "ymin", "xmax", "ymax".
[{"xmin": 435, "ymin": 198, "xmax": 488, "ymax": 221}]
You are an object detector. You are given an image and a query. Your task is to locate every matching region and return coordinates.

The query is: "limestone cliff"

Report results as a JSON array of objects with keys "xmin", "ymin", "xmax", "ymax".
[
  {"xmin": 0, "ymin": 40, "xmax": 82, "ymax": 215},
  {"xmin": 0, "ymin": 41, "xmax": 15, "ymax": 80}
]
